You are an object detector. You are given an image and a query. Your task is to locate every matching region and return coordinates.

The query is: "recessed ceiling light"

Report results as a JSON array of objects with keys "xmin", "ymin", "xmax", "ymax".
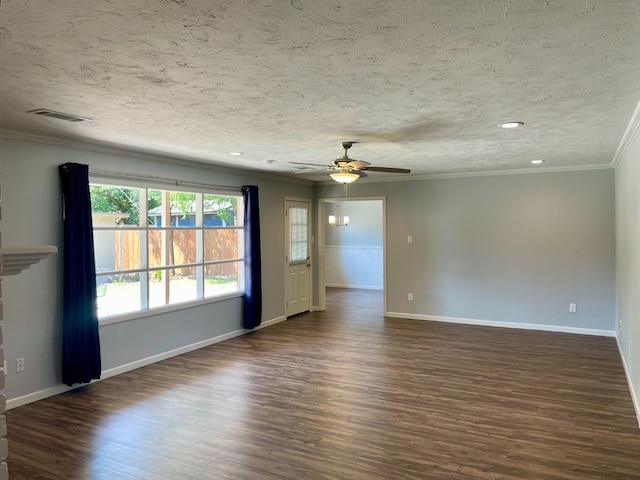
[
  {"xmin": 500, "ymin": 122, "xmax": 524, "ymax": 129},
  {"xmin": 229, "ymin": 152, "xmax": 243, "ymax": 156},
  {"xmin": 264, "ymin": 159, "xmax": 276, "ymax": 164},
  {"xmin": 531, "ymin": 159, "xmax": 544, "ymax": 165}
]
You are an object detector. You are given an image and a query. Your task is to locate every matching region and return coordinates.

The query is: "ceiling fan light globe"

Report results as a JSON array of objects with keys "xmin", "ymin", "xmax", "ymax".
[{"xmin": 330, "ymin": 172, "xmax": 359, "ymax": 184}]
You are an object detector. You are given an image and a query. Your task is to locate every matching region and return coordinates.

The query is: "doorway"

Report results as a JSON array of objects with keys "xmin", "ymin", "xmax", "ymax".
[
  {"xmin": 318, "ymin": 197, "xmax": 386, "ymax": 313},
  {"xmin": 285, "ymin": 198, "xmax": 311, "ymax": 317}
]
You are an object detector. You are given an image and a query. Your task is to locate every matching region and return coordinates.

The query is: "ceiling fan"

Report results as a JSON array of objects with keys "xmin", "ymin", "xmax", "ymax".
[{"xmin": 290, "ymin": 142, "xmax": 411, "ymax": 183}]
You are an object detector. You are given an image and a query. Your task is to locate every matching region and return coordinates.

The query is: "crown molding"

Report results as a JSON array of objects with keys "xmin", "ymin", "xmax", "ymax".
[
  {"xmin": 0, "ymin": 129, "xmax": 314, "ymax": 186},
  {"xmin": 612, "ymin": 98, "xmax": 640, "ymax": 168},
  {"xmin": 317, "ymin": 163, "xmax": 613, "ymax": 185},
  {"xmin": 0, "ymin": 128, "xmax": 613, "ymax": 186}
]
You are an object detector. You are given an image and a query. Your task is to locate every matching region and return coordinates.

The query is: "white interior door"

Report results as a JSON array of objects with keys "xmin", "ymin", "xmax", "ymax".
[{"xmin": 285, "ymin": 200, "xmax": 311, "ymax": 317}]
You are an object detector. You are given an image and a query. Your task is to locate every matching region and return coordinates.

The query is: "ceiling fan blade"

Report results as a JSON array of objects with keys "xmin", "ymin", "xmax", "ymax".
[
  {"xmin": 361, "ymin": 166, "xmax": 411, "ymax": 173},
  {"xmin": 288, "ymin": 161, "xmax": 329, "ymax": 167}
]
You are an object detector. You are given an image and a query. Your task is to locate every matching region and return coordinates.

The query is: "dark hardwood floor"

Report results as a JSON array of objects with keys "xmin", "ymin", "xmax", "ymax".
[{"xmin": 6, "ymin": 288, "xmax": 640, "ymax": 479}]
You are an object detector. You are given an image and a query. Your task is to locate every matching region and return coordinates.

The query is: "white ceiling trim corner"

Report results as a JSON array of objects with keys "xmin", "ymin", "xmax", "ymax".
[{"xmin": 611, "ymin": 98, "xmax": 640, "ymax": 168}]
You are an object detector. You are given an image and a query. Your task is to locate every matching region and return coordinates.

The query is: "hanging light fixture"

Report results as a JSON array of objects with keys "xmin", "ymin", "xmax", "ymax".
[
  {"xmin": 328, "ymin": 204, "xmax": 349, "ymax": 227},
  {"xmin": 329, "ymin": 167, "xmax": 359, "ymax": 184}
]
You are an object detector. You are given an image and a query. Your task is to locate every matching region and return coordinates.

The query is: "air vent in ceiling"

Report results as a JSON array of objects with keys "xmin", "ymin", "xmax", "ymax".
[{"xmin": 27, "ymin": 109, "xmax": 92, "ymax": 123}]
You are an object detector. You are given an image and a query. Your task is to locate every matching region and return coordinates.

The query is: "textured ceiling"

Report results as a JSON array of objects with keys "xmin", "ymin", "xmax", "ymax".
[{"xmin": 1, "ymin": 0, "xmax": 639, "ymax": 181}]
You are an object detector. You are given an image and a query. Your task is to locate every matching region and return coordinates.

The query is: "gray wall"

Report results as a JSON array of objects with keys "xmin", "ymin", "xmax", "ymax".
[
  {"xmin": 325, "ymin": 200, "xmax": 383, "ymax": 246},
  {"xmin": 615, "ymin": 124, "xmax": 640, "ymax": 419},
  {"xmin": 0, "ymin": 138, "xmax": 313, "ymax": 402},
  {"xmin": 0, "ymin": 136, "xmax": 619, "ymax": 405},
  {"xmin": 317, "ymin": 169, "xmax": 615, "ymax": 332}
]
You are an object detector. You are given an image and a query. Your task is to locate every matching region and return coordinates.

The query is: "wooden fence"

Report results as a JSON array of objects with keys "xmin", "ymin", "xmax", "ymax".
[{"xmin": 114, "ymin": 229, "xmax": 239, "ymax": 277}]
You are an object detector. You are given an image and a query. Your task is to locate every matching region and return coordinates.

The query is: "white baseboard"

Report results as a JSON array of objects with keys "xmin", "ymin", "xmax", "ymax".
[
  {"xmin": 616, "ymin": 336, "xmax": 640, "ymax": 428},
  {"xmin": 326, "ymin": 283, "xmax": 383, "ymax": 290},
  {"xmin": 310, "ymin": 306, "xmax": 322, "ymax": 312},
  {"xmin": 7, "ymin": 384, "xmax": 81, "ymax": 410},
  {"xmin": 6, "ymin": 315, "xmax": 286, "ymax": 410},
  {"xmin": 251, "ymin": 315, "xmax": 287, "ymax": 331},
  {"xmin": 385, "ymin": 312, "xmax": 616, "ymax": 337}
]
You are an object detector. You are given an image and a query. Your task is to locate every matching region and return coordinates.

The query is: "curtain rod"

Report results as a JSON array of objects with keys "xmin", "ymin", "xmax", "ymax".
[{"xmin": 89, "ymin": 168, "xmax": 244, "ymax": 191}]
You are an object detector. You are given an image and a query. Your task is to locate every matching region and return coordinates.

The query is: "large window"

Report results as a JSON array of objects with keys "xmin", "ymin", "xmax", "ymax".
[{"xmin": 90, "ymin": 181, "xmax": 244, "ymax": 319}]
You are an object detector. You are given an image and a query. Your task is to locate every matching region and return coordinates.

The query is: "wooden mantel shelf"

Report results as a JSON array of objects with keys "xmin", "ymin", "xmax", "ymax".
[{"xmin": 1, "ymin": 246, "xmax": 58, "ymax": 276}]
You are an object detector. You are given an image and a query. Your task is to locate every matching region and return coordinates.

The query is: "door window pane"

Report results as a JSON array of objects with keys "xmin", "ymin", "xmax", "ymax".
[{"xmin": 290, "ymin": 207, "xmax": 308, "ymax": 262}]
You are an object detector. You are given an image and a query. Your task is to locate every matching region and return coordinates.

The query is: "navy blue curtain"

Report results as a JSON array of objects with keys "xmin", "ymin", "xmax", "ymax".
[
  {"xmin": 59, "ymin": 163, "xmax": 102, "ymax": 386},
  {"xmin": 242, "ymin": 185, "xmax": 262, "ymax": 329}
]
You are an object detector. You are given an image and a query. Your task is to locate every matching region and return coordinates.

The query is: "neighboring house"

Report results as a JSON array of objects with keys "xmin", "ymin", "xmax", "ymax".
[{"xmin": 148, "ymin": 200, "xmax": 236, "ymax": 227}]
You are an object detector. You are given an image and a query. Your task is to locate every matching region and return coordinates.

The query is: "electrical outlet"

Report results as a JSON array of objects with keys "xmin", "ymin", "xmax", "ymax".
[
  {"xmin": 2, "ymin": 361, "xmax": 6, "ymax": 376},
  {"xmin": 408, "ymin": 293, "xmax": 413, "ymax": 301},
  {"xmin": 569, "ymin": 303, "xmax": 577, "ymax": 313},
  {"xmin": 16, "ymin": 358, "xmax": 25, "ymax": 373}
]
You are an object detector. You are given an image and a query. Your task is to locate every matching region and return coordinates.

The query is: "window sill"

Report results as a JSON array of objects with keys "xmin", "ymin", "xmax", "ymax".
[{"xmin": 98, "ymin": 291, "xmax": 244, "ymax": 326}]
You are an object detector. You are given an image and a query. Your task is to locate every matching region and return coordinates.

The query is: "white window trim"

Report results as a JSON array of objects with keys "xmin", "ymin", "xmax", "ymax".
[
  {"xmin": 99, "ymin": 291, "xmax": 244, "ymax": 326},
  {"xmin": 90, "ymin": 176, "xmax": 245, "ymax": 323}
]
